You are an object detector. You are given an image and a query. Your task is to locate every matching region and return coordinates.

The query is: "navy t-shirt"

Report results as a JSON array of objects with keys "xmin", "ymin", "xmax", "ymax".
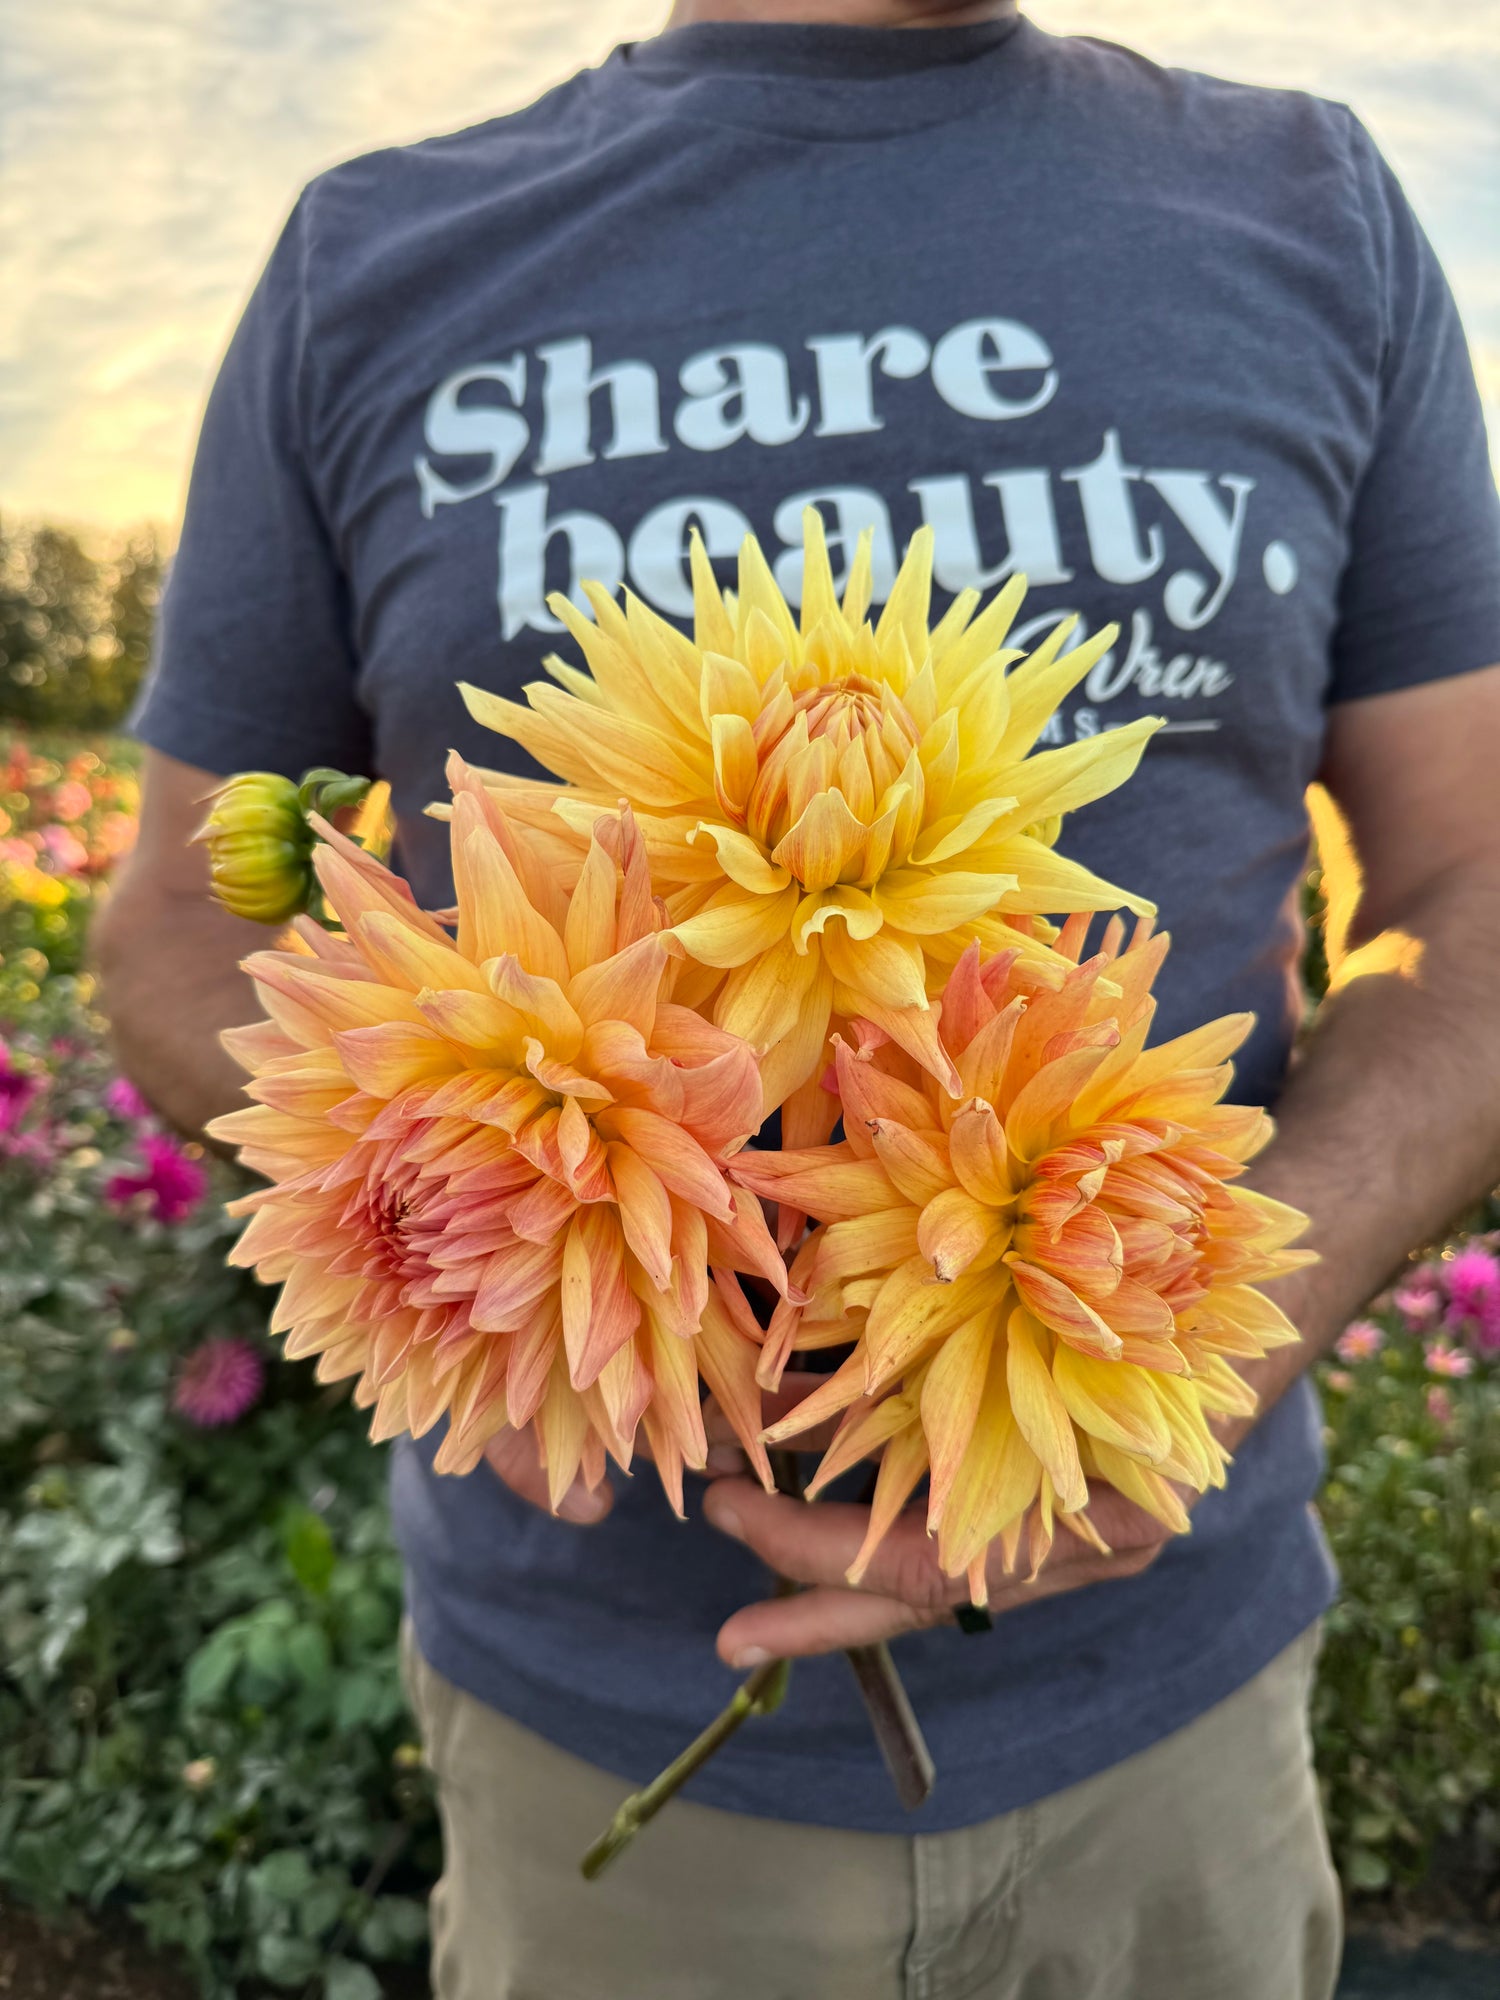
[{"xmin": 136, "ymin": 17, "xmax": 1500, "ymax": 1831}]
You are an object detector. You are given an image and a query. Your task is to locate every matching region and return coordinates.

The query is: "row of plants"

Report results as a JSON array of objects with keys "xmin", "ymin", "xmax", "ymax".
[{"xmin": 1, "ymin": 729, "xmax": 1497, "ymax": 1993}]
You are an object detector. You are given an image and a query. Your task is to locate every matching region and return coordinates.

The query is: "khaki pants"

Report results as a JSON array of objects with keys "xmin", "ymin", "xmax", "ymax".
[{"xmin": 402, "ymin": 1623, "xmax": 1341, "ymax": 2000}]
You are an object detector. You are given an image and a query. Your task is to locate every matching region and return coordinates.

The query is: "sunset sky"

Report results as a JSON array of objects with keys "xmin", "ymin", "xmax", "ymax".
[{"xmin": 5, "ymin": 0, "xmax": 1496, "ymax": 530}]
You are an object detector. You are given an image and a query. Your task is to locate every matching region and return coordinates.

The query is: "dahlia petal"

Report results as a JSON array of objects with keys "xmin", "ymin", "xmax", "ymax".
[
  {"xmin": 846, "ymin": 1422, "xmax": 930, "ymax": 1587},
  {"xmin": 691, "ymin": 819, "xmax": 790, "ymax": 894},
  {"xmin": 607, "ymin": 1143, "xmax": 674, "ymax": 1289},
  {"xmin": 1006, "ymin": 1258, "xmax": 1122, "ymax": 1358},
  {"xmin": 604, "ymin": 1107, "xmax": 733, "ymax": 1220},
  {"xmin": 470, "ymin": 1238, "xmax": 565, "ymax": 1333},
  {"xmin": 918, "ymin": 1184, "xmax": 1011, "ymax": 1280},
  {"xmin": 772, "ymin": 790, "xmax": 870, "ymax": 893},
  {"xmin": 693, "ymin": 1282, "xmax": 773, "ymax": 1490},
  {"xmin": 1051, "ymin": 1342, "xmax": 1172, "ymax": 1462},
  {"xmin": 566, "ymin": 933, "xmax": 666, "ymax": 1037},
  {"xmin": 948, "ymin": 1099, "xmax": 1013, "ymax": 1207},
  {"xmin": 562, "ymin": 834, "xmax": 619, "ymax": 977},
  {"xmin": 1004, "ymin": 1308, "xmax": 1088, "ymax": 1512},
  {"xmin": 863, "ymin": 1258, "xmax": 992, "ymax": 1388},
  {"xmin": 920, "ymin": 1312, "xmax": 993, "ymax": 1529},
  {"xmin": 486, "ymin": 955, "xmax": 584, "ymax": 1057},
  {"xmin": 730, "ymin": 1149, "xmax": 901, "ymax": 1221},
  {"xmin": 872, "ymin": 869, "xmax": 1019, "ymax": 937},
  {"xmin": 671, "ymin": 884, "xmax": 799, "ymax": 970},
  {"xmin": 868, "ymin": 1120, "xmax": 952, "ymax": 1208}
]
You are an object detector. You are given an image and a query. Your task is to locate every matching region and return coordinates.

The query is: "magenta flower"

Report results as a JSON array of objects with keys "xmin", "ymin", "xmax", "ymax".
[
  {"xmin": 1335, "ymin": 1320, "xmax": 1384, "ymax": 1364},
  {"xmin": 1425, "ymin": 1385, "xmax": 1455, "ymax": 1429},
  {"xmin": 1393, "ymin": 1274, "xmax": 1443, "ymax": 1332},
  {"xmin": 0, "ymin": 1038, "xmax": 44, "ymax": 1136},
  {"xmin": 103, "ymin": 1076, "xmax": 152, "ymax": 1122},
  {"xmin": 1445, "ymin": 1246, "xmax": 1500, "ymax": 1320},
  {"xmin": 104, "ymin": 1134, "xmax": 208, "ymax": 1223},
  {"xmin": 172, "ymin": 1338, "xmax": 264, "ymax": 1427},
  {"xmin": 38, "ymin": 824, "xmax": 89, "ymax": 876},
  {"xmin": 1473, "ymin": 1291, "xmax": 1500, "ymax": 1358},
  {"xmin": 1423, "ymin": 1339, "xmax": 1474, "ymax": 1379}
]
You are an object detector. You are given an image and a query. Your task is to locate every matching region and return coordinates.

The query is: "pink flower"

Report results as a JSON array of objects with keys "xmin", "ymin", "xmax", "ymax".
[
  {"xmin": 1472, "ymin": 1292, "xmax": 1500, "ymax": 1359},
  {"xmin": 104, "ymin": 1134, "xmax": 208, "ymax": 1223},
  {"xmin": 38, "ymin": 825, "xmax": 89, "ymax": 876},
  {"xmin": 1445, "ymin": 1246, "xmax": 1500, "ymax": 1319},
  {"xmin": 0, "ymin": 1038, "xmax": 44, "ymax": 1136},
  {"xmin": 1324, "ymin": 1369, "xmax": 1354, "ymax": 1394},
  {"xmin": 103, "ymin": 1076, "xmax": 151, "ymax": 1123},
  {"xmin": 1425, "ymin": 1385, "xmax": 1455, "ymax": 1428},
  {"xmin": 50, "ymin": 780, "xmax": 93, "ymax": 824},
  {"xmin": 1335, "ymin": 1320, "xmax": 1384, "ymax": 1364},
  {"xmin": 1424, "ymin": 1339, "xmax": 1474, "ymax": 1379},
  {"xmin": 172, "ymin": 1338, "xmax": 264, "ymax": 1427},
  {"xmin": 1393, "ymin": 1274, "xmax": 1444, "ymax": 1332}
]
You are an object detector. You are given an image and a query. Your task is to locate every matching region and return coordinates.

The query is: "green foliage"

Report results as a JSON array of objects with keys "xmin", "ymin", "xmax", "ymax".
[
  {"xmin": 1313, "ymin": 1331, "xmax": 1500, "ymax": 1901},
  {"xmin": 0, "ymin": 1014, "xmax": 438, "ymax": 1998},
  {"xmin": 0, "ymin": 519, "xmax": 164, "ymax": 732}
]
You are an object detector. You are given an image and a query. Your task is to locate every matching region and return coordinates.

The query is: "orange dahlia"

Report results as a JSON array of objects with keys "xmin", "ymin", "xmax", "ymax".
[
  {"xmin": 730, "ymin": 919, "xmax": 1312, "ymax": 1599},
  {"xmin": 458, "ymin": 510, "xmax": 1158, "ymax": 1128},
  {"xmin": 207, "ymin": 762, "xmax": 783, "ymax": 1510}
]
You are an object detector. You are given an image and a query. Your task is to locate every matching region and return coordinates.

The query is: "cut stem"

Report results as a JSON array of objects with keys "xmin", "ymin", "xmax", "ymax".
[{"xmin": 578, "ymin": 1449, "xmax": 935, "ymax": 1879}]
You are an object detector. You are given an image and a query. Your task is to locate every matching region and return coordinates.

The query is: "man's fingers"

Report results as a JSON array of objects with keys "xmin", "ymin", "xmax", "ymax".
[
  {"xmin": 484, "ymin": 1427, "xmax": 612, "ymax": 1524},
  {"xmin": 704, "ymin": 1478, "xmax": 959, "ymax": 1614},
  {"xmin": 717, "ymin": 1587, "xmax": 935, "ymax": 1666},
  {"xmin": 703, "ymin": 1479, "xmax": 875, "ymax": 1586}
]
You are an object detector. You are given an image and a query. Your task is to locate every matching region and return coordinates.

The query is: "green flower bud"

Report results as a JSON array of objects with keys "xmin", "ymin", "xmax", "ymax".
[{"xmin": 196, "ymin": 772, "xmax": 314, "ymax": 924}]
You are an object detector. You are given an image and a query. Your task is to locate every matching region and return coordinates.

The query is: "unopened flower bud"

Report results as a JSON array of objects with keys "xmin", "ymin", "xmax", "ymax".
[
  {"xmin": 182, "ymin": 1757, "xmax": 217, "ymax": 1791},
  {"xmin": 195, "ymin": 773, "xmax": 313, "ymax": 924}
]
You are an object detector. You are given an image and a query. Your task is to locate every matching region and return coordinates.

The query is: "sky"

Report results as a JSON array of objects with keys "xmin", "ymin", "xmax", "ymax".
[{"xmin": 3, "ymin": 0, "xmax": 1496, "ymax": 531}]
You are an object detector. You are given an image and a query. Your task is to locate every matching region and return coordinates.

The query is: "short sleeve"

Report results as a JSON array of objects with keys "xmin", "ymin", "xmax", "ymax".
[
  {"xmin": 1328, "ymin": 116, "xmax": 1500, "ymax": 704},
  {"xmin": 131, "ymin": 193, "xmax": 374, "ymax": 779}
]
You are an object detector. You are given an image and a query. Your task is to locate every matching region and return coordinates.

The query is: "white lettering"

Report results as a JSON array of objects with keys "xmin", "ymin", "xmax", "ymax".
[
  {"xmin": 627, "ymin": 497, "xmax": 753, "ymax": 618},
  {"xmin": 930, "ymin": 318, "xmax": 1058, "ymax": 422},
  {"xmin": 532, "ymin": 338, "xmax": 669, "ymax": 476},
  {"xmin": 415, "ymin": 359, "xmax": 529, "ymax": 517},
  {"xmin": 1145, "ymin": 470, "xmax": 1256, "ymax": 631},
  {"xmin": 807, "ymin": 327, "xmax": 930, "ymax": 437},
  {"xmin": 675, "ymin": 345, "xmax": 811, "ymax": 453},
  {"xmin": 910, "ymin": 470, "xmax": 1074, "ymax": 591},
  {"xmin": 495, "ymin": 484, "xmax": 624, "ymax": 641},
  {"xmin": 1062, "ymin": 430, "xmax": 1164, "ymax": 587}
]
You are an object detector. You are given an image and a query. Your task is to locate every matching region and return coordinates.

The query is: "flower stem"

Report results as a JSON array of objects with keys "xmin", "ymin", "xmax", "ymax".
[
  {"xmin": 577, "ymin": 1451, "xmax": 934, "ymax": 1879},
  {"xmin": 579, "ymin": 1653, "xmax": 789, "ymax": 1881},
  {"xmin": 770, "ymin": 1449, "xmax": 935, "ymax": 1813}
]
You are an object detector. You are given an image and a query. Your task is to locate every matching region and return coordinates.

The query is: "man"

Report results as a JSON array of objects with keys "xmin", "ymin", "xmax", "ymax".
[{"xmin": 97, "ymin": 1, "xmax": 1500, "ymax": 1994}]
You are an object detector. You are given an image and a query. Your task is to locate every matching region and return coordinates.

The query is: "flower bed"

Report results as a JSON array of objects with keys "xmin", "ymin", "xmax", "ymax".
[{"xmin": 0, "ymin": 733, "xmax": 1496, "ymax": 1994}]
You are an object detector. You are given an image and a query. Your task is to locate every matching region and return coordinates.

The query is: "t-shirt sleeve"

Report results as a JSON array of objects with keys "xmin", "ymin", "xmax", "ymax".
[
  {"xmin": 1328, "ymin": 115, "xmax": 1500, "ymax": 704},
  {"xmin": 131, "ymin": 192, "xmax": 373, "ymax": 779}
]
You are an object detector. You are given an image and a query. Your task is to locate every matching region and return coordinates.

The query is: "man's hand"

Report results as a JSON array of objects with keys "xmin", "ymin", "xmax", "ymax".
[{"xmin": 703, "ymin": 1474, "xmax": 1170, "ymax": 1666}]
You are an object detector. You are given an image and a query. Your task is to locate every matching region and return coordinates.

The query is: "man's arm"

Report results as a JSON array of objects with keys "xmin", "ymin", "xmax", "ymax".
[
  {"xmin": 92, "ymin": 748, "xmax": 269, "ymax": 1139},
  {"xmin": 702, "ymin": 664, "xmax": 1500, "ymax": 1666}
]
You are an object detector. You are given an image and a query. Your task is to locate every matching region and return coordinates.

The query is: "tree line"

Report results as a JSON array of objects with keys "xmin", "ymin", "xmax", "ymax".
[{"xmin": 0, "ymin": 518, "xmax": 165, "ymax": 733}]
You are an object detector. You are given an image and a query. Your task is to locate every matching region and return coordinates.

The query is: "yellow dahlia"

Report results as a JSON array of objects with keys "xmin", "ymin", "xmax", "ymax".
[
  {"xmin": 459, "ymin": 510, "xmax": 1159, "ymax": 1132},
  {"xmin": 731, "ymin": 919, "xmax": 1312, "ymax": 1601},
  {"xmin": 207, "ymin": 762, "xmax": 783, "ymax": 1510}
]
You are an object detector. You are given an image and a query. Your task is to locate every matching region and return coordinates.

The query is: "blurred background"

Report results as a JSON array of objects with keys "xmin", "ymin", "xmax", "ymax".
[{"xmin": 0, "ymin": 7, "xmax": 1496, "ymax": 1999}]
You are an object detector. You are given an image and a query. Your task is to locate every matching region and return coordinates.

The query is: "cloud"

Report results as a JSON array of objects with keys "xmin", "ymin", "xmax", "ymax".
[{"xmin": 2, "ymin": 0, "xmax": 1494, "ymax": 527}]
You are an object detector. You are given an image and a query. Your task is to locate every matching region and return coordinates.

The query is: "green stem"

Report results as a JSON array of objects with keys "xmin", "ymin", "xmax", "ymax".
[{"xmin": 579, "ymin": 1652, "xmax": 790, "ymax": 1881}]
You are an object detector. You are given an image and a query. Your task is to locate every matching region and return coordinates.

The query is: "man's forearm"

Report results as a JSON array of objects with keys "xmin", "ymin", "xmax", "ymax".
[
  {"xmin": 93, "ymin": 886, "xmax": 264, "ymax": 1141},
  {"xmin": 1237, "ymin": 858, "xmax": 1500, "ymax": 1419}
]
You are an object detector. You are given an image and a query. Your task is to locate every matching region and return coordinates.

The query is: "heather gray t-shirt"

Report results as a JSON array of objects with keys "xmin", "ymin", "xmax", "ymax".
[{"xmin": 137, "ymin": 17, "xmax": 1500, "ymax": 1831}]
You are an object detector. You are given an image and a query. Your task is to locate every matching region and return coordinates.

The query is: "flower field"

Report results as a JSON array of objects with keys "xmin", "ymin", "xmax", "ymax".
[{"xmin": 1, "ymin": 728, "xmax": 1497, "ymax": 1995}]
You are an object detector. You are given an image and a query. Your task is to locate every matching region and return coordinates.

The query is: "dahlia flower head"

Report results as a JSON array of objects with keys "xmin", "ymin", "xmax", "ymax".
[
  {"xmin": 731, "ymin": 916, "xmax": 1313, "ymax": 1602},
  {"xmin": 208, "ymin": 767, "xmax": 786, "ymax": 1509},
  {"xmin": 458, "ymin": 508, "xmax": 1160, "ymax": 1145}
]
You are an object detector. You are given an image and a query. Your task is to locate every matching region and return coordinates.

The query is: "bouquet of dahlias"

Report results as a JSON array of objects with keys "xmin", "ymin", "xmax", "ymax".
[{"xmin": 204, "ymin": 511, "xmax": 1309, "ymax": 1866}]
